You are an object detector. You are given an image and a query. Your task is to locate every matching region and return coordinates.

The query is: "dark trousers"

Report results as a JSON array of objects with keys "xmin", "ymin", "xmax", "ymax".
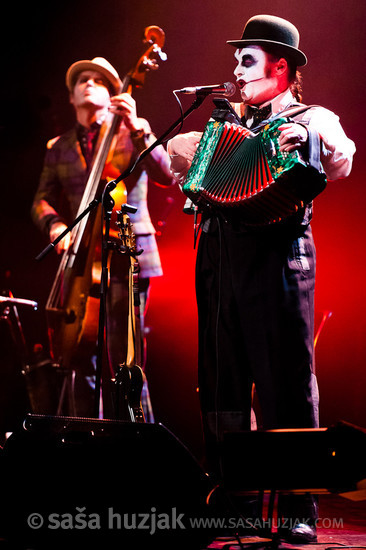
[{"xmin": 195, "ymin": 214, "xmax": 319, "ymax": 523}]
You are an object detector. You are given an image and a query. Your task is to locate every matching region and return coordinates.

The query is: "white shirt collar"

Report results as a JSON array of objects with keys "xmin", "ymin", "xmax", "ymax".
[
  {"xmin": 269, "ymin": 88, "xmax": 295, "ymax": 116},
  {"xmin": 244, "ymin": 88, "xmax": 294, "ymax": 117},
  {"xmin": 243, "ymin": 89, "xmax": 295, "ymax": 128}
]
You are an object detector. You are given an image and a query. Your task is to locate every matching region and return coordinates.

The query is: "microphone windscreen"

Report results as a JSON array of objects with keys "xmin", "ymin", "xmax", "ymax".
[{"xmin": 224, "ymin": 82, "xmax": 236, "ymax": 97}]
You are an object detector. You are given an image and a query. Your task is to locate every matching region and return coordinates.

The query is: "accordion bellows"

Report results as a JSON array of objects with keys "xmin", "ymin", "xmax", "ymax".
[{"xmin": 182, "ymin": 118, "xmax": 327, "ymax": 225}]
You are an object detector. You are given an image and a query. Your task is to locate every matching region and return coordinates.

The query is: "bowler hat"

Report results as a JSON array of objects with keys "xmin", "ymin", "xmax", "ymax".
[
  {"xmin": 227, "ymin": 14, "xmax": 307, "ymax": 66},
  {"xmin": 65, "ymin": 57, "xmax": 123, "ymax": 95}
]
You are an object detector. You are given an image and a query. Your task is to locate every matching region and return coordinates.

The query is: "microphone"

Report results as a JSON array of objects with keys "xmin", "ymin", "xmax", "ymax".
[{"xmin": 175, "ymin": 82, "xmax": 236, "ymax": 97}]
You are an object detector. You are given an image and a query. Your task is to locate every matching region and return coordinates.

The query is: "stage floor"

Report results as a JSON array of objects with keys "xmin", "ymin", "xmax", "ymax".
[{"xmin": 208, "ymin": 493, "xmax": 366, "ymax": 549}]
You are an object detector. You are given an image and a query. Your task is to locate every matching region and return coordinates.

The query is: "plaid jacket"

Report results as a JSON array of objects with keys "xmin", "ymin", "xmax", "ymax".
[{"xmin": 32, "ymin": 118, "xmax": 174, "ymax": 277}]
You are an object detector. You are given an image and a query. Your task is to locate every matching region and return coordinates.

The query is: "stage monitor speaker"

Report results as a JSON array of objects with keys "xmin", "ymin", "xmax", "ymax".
[
  {"xmin": 0, "ymin": 414, "xmax": 217, "ymax": 549},
  {"xmin": 221, "ymin": 421, "xmax": 366, "ymax": 498},
  {"xmin": 0, "ymin": 313, "xmax": 30, "ymax": 433}
]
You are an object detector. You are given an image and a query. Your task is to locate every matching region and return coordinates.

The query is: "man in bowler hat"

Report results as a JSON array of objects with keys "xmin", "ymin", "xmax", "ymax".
[{"xmin": 168, "ymin": 14, "xmax": 355, "ymax": 543}]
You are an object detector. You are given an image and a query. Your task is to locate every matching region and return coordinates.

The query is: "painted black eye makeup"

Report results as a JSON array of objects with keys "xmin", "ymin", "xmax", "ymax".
[{"xmin": 240, "ymin": 54, "xmax": 256, "ymax": 67}]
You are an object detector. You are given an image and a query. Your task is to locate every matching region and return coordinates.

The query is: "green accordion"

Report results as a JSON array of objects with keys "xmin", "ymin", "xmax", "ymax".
[{"xmin": 182, "ymin": 118, "xmax": 327, "ymax": 224}]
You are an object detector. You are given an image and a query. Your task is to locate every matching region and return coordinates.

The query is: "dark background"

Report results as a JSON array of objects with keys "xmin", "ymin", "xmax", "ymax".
[{"xmin": 0, "ymin": 0, "xmax": 365, "ymax": 462}]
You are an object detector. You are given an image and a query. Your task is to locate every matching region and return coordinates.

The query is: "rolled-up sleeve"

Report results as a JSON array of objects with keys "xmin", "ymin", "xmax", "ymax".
[{"xmin": 303, "ymin": 107, "xmax": 356, "ymax": 181}]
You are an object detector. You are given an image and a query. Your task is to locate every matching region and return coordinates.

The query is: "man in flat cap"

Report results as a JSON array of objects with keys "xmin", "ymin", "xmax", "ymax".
[
  {"xmin": 32, "ymin": 57, "xmax": 173, "ymax": 420},
  {"xmin": 168, "ymin": 14, "xmax": 355, "ymax": 543}
]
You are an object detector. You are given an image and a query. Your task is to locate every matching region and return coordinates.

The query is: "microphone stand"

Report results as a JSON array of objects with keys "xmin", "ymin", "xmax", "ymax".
[{"xmin": 35, "ymin": 93, "xmax": 208, "ymax": 419}]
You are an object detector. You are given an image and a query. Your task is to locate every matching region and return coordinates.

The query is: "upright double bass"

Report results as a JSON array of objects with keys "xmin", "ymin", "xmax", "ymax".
[{"xmin": 45, "ymin": 27, "xmax": 167, "ymax": 401}]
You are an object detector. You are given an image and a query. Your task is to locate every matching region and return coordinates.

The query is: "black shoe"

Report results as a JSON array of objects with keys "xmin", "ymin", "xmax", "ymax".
[{"xmin": 281, "ymin": 523, "xmax": 317, "ymax": 544}]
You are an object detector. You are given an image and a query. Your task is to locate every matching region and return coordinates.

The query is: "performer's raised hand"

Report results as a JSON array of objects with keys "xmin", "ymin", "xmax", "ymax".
[
  {"xmin": 168, "ymin": 131, "xmax": 203, "ymax": 163},
  {"xmin": 278, "ymin": 122, "xmax": 308, "ymax": 153}
]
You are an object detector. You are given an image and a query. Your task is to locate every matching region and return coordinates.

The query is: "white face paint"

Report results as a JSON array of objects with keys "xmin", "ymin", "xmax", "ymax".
[{"xmin": 233, "ymin": 46, "xmax": 284, "ymax": 106}]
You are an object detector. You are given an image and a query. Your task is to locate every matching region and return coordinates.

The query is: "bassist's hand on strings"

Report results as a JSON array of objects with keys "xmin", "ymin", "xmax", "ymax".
[
  {"xmin": 109, "ymin": 93, "xmax": 144, "ymax": 133},
  {"xmin": 49, "ymin": 222, "xmax": 72, "ymax": 254}
]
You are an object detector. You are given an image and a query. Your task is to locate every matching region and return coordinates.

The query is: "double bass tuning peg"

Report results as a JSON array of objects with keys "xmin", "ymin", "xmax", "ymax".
[
  {"xmin": 153, "ymin": 44, "xmax": 168, "ymax": 61},
  {"xmin": 142, "ymin": 58, "xmax": 159, "ymax": 72}
]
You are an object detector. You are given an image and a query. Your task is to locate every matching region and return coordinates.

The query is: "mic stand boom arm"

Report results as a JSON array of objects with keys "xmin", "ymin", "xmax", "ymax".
[{"xmin": 35, "ymin": 93, "xmax": 208, "ymax": 418}]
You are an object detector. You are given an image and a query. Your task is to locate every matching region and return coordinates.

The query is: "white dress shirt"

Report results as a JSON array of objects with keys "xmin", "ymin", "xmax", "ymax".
[
  {"xmin": 238, "ymin": 89, "xmax": 356, "ymax": 181},
  {"xmin": 169, "ymin": 89, "xmax": 356, "ymax": 184}
]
